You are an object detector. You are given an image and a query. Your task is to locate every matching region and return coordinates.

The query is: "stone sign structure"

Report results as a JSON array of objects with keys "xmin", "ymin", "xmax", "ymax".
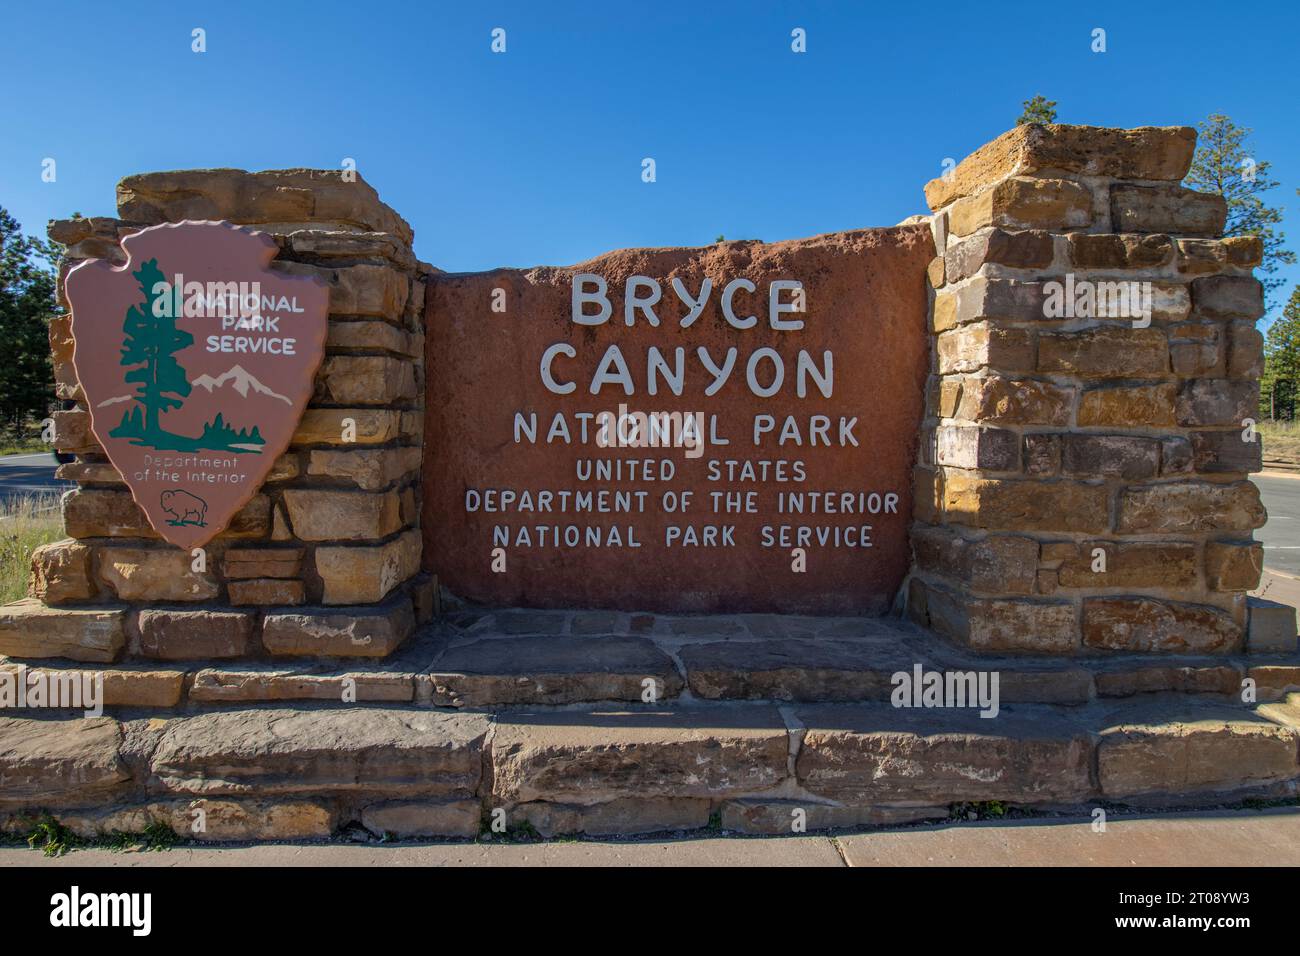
[
  {"xmin": 425, "ymin": 233, "xmax": 932, "ymax": 613},
  {"xmin": 909, "ymin": 124, "xmax": 1272, "ymax": 657},
  {"xmin": 66, "ymin": 221, "xmax": 329, "ymax": 549},
  {"xmin": 1, "ymin": 125, "xmax": 1298, "ymax": 844}
]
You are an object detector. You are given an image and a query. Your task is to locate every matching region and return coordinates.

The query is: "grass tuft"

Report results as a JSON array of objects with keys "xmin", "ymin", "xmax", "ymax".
[
  {"xmin": 0, "ymin": 492, "xmax": 64, "ymax": 603},
  {"xmin": 1259, "ymin": 420, "xmax": 1300, "ymax": 465}
]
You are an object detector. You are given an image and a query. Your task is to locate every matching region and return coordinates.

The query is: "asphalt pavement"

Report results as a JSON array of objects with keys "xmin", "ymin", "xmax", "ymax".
[
  {"xmin": 0, "ymin": 452, "xmax": 71, "ymax": 511},
  {"xmin": 1255, "ymin": 472, "xmax": 1300, "ymax": 576}
]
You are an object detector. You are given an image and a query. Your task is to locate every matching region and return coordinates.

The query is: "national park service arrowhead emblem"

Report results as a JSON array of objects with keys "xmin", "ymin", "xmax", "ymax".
[{"xmin": 65, "ymin": 221, "xmax": 328, "ymax": 549}]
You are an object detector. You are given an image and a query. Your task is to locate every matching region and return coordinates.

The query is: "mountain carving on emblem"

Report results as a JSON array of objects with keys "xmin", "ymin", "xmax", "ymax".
[{"xmin": 190, "ymin": 365, "xmax": 293, "ymax": 405}]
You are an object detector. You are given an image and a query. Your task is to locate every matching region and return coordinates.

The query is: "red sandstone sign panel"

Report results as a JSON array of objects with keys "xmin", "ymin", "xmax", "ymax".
[
  {"xmin": 65, "ymin": 221, "xmax": 328, "ymax": 549},
  {"xmin": 425, "ymin": 228, "xmax": 933, "ymax": 613}
]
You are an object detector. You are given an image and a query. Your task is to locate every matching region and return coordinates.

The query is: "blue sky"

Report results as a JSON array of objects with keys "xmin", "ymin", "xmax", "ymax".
[{"xmin": 3, "ymin": 0, "xmax": 1298, "ymax": 325}]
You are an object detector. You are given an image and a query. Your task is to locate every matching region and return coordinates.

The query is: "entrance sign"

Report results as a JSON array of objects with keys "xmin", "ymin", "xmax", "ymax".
[
  {"xmin": 425, "ymin": 231, "xmax": 933, "ymax": 613},
  {"xmin": 65, "ymin": 221, "xmax": 328, "ymax": 548}
]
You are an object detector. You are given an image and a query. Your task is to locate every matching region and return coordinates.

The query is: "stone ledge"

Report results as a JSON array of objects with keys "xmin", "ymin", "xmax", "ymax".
[
  {"xmin": 490, "ymin": 705, "xmax": 790, "ymax": 805},
  {"xmin": 6, "ymin": 612, "xmax": 1298, "ymax": 710},
  {"xmin": 116, "ymin": 169, "xmax": 414, "ymax": 245},
  {"xmin": 427, "ymin": 634, "xmax": 683, "ymax": 707},
  {"xmin": 1, "ymin": 694, "xmax": 1297, "ymax": 839},
  {"xmin": 261, "ymin": 594, "xmax": 416, "ymax": 657},
  {"xmin": 924, "ymin": 125, "xmax": 1196, "ymax": 212},
  {"xmin": 0, "ymin": 600, "xmax": 127, "ymax": 663},
  {"xmin": 795, "ymin": 702, "xmax": 1096, "ymax": 804},
  {"xmin": 146, "ymin": 706, "xmax": 489, "ymax": 798},
  {"xmin": 1096, "ymin": 698, "xmax": 1300, "ymax": 801}
]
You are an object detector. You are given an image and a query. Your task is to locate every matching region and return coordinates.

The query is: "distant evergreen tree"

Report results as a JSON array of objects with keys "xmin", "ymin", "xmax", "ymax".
[
  {"xmin": 1184, "ymin": 114, "xmax": 1294, "ymax": 309},
  {"xmin": 1262, "ymin": 287, "xmax": 1300, "ymax": 420},
  {"xmin": 1016, "ymin": 95, "xmax": 1057, "ymax": 125},
  {"xmin": 0, "ymin": 208, "xmax": 59, "ymax": 439}
]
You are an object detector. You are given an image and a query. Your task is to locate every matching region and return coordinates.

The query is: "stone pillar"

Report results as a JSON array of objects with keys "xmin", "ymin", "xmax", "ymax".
[
  {"xmin": 908, "ymin": 124, "xmax": 1269, "ymax": 656},
  {"xmin": 1, "ymin": 170, "xmax": 433, "ymax": 664}
]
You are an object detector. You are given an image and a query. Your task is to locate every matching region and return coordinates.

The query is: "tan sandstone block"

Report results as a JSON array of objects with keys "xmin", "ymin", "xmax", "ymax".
[
  {"xmin": 276, "ymin": 260, "xmax": 409, "ymax": 320},
  {"xmin": 949, "ymin": 178, "xmax": 1093, "ymax": 237},
  {"xmin": 221, "ymin": 547, "xmax": 303, "ymax": 579},
  {"xmin": 292, "ymin": 408, "xmax": 404, "ymax": 446},
  {"xmin": 1177, "ymin": 236, "xmax": 1264, "ymax": 275},
  {"xmin": 314, "ymin": 529, "xmax": 421, "ymax": 604},
  {"xmin": 1083, "ymin": 598, "xmax": 1241, "ymax": 653},
  {"xmin": 0, "ymin": 600, "xmax": 126, "ymax": 662},
  {"xmin": 1117, "ymin": 481, "xmax": 1265, "ymax": 534},
  {"xmin": 1056, "ymin": 541, "xmax": 1197, "ymax": 589},
  {"xmin": 1204, "ymin": 541, "xmax": 1263, "ymax": 591},
  {"xmin": 320, "ymin": 355, "xmax": 417, "ymax": 405},
  {"xmin": 944, "ymin": 229, "xmax": 1055, "ymax": 282},
  {"xmin": 228, "ymin": 578, "xmax": 306, "ymax": 606},
  {"xmin": 1111, "ymin": 184, "xmax": 1226, "ymax": 238},
  {"xmin": 50, "ymin": 409, "xmax": 99, "ymax": 454},
  {"xmin": 189, "ymin": 668, "xmax": 413, "ymax": 702},
  {"xmin": 135, "ymin": 608, "xmax": 255, "ymax": 660},
  {"xmin": 1077, "ymin": 383, "xmax": 1178, "ymax": 427},
  {"xmin": 55, "ymin": 460, "xmax": 123, "ymax": 484},
  {"xmin": 327, "ymin": 319, "xmax": 416, "ymax": 355},
  {"xmin": 926, "ymin": 587, "xmax": 1078, "ymax": 654},
  {"xmin": 924, "ymin": 125, "xmax": 1195, "ymax": 211},
  {"xmin": 1227, "ymin": 323, "xmax": 1264, "ymax": 379},
  {"xmin": 58, "ymin": 798, "xmax": 336, "ymax": 842},
  {"xmin": 937, "ymin": 323, "xmax": 1034, "ymax": 374},
  {"xmin": 360, "ymin": 800, "xmax": 481, "ymax": 838},
  {"xmin": 1098, "ymin": 703, "xmax": 1297, "ymax": 798},
  {"xmin": 942, "ymin": 472, "xmax": 1109, "ymax": 533},
  {"xmin": 117, "ymin": 168, "xmax": 413, "ymax": 243},
  {"xmin": 9, "ymin": 665, "xmax": 189, "ymax": 707},
  {"xmin": 306, "ymin": 446, "xmax": 422, "ymax": 491},
  {"xmin": 97, "ymin": 548, "xmax": 218, "ymax": 602},
  {"xmin": 28, "ymin": 539, "xmax": 96, "ymax": 604},
  {"xmin": 911, "ymin": 527, "xmax": 1038, "ymax": 594},
  {"xmin": 260, "ymin": 596, "xmax": 415, "ymax": 656},
  {"xmin": 927, "ymin": 256, "xmax": 945, "ymax": 290},
  {"xmin": 1067, "ymin": 233, "xmax": 1174, "ymax": 270},
  {"xmin": 282, "ymin": 488, "xmax": 403, "ymax": 541},
  {"xmin": 1192, "ymin": 276, "xmax": 1266, "ymax": 321},
  {"xmin": 1038, "ymin": 327, "xmax": 1168, "ymax": 378}
]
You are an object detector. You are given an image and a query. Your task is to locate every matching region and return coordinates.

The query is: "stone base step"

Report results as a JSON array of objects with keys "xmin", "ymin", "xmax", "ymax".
[
  {"xmin": 2, "ymin": 694, "xmax": 1297, "ymax": 840},
  {"xmin": 4, "ymin": 610, "xmax": 1299, "ymax": 710}
]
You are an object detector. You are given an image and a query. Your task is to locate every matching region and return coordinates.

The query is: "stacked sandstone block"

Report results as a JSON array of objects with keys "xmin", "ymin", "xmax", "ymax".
[
  {"xmin": 0, "ymin": 170, "xmax": 434, "ymax": 673},
  {"xmin": 909, "ymin": 124, "xmax": 1282, "ymax": 657}
]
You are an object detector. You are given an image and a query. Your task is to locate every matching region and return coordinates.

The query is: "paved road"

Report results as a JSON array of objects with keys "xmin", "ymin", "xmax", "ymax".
[
  {"xmin": 1255, "ymin": 472, "xmax": 1300, "ymax": 576},
  {"xmin": 2, "ymin": 808, "xmax": 1298, "ymax": 866},
  {"xmin": 0, "ymin": 452, "xmax": 70, "ymax": 511}
]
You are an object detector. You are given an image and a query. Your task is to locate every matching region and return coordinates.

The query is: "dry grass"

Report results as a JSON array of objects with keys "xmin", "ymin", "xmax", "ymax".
[
  {"xmin": 0, "ymin": 493, "xmax": 64, "ymax": 604},
  {"xmin": 1259, "ymin": 420, "xmax": 1300, "ymax": 466}
]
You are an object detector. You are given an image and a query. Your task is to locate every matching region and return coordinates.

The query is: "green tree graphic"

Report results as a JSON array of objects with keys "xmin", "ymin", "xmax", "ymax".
[{"xmin": 119, "ymin": 258, "xmax": 192, "ymax": 440}]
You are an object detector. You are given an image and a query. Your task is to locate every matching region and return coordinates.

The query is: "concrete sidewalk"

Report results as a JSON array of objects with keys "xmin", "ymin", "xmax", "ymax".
[
  {"xmin": 1254, "ymin": 568, "xmax": 1300, "ymax": 609},
  {"xmin": 3, "ymin": 808, "xmax": 1297, "ymax": 866}
]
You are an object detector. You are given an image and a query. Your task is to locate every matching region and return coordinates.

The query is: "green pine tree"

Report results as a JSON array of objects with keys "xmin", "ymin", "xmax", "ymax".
[
  {"xmin": 1184, "ymin": 114, "xmax": 1294, "ymax": 309},
  {"xmin": 1016, "ymin": 95, "xmax": 1057, "ymax": 126},
  {"xmin": 1262, "ymin": 286, "xmax": 1300, "ymax": 420},
  {"xmin": 0, "ymin": 208, "xmax": 59, "ymax": 443},
  {"xmin": 119, "ymin": 258, "xmax": 193, "ymax": 440}
]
